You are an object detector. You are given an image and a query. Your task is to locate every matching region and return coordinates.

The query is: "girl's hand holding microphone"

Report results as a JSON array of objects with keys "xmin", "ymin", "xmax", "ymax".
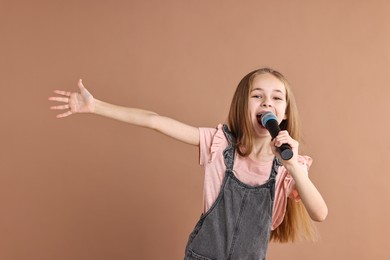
[
  {"xmin": 271, "ymin": 130, "xmax": 299, "ymax": 168},
  {"xmin": 49, "ymin": 79, "xmax": 95, "ymax": 118}
]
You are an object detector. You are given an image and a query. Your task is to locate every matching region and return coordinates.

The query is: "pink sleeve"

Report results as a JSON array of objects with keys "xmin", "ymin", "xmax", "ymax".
[
  {"xmin": 271, "ymin": 155, "xmax": 312, "ymax": 230},
  {"xmin": 199, "ymin": 124, "xmax": 227, "ymax": 166}
]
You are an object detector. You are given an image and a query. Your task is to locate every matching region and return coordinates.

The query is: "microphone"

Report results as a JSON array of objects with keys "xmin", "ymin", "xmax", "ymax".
[{"xmin": 257, "ymin": 111, "xmax": 293, "ymax": 160}]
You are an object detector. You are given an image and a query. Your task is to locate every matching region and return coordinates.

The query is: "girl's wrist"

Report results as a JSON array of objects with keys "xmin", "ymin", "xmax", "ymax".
[
  {"xmin": 283, "ymin": 159, "xmax": 301, "ymax": 176},
  {"xmin": 92, "ymin": 99, "xmax": 104, "ymax": 115}
]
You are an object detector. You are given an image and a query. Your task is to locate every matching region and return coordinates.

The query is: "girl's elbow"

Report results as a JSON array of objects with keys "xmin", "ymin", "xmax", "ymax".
[{"xmin": 312, "ymin": 207, "xmax": 328, "ymax": 222}]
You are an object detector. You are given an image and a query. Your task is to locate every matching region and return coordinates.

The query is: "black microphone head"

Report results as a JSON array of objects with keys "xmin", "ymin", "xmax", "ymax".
[{"xmin": 260, "ymin": 111, "xmax": 278, "ymax": 127}]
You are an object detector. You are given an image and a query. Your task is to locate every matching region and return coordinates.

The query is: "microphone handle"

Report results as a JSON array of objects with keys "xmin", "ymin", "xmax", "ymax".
[{"xmin": 277, "ymin": 143, "xmax": 293, "ymax": 160}]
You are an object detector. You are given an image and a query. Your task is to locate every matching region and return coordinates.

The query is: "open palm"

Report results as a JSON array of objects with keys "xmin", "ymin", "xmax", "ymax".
[{"xmin": 49, "ymin": 79, "xmax": 95, "ymax": 118}]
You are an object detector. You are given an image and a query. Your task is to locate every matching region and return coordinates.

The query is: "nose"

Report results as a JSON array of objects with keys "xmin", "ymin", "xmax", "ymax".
[{"xmin": 261, "ymin": 97, "xmax": 272, "ymax": 107}]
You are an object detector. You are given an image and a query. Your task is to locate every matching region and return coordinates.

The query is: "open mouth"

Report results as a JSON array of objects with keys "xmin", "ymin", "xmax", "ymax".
[{"xmin": 256, "ymin": 113, "xmax": 263, "ymax": 126}]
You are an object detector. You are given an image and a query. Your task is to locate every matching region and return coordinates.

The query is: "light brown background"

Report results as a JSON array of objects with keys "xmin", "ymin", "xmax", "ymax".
[{"xmin": 1, "ymin": 0, "xmax": 389, "ymax": 259}]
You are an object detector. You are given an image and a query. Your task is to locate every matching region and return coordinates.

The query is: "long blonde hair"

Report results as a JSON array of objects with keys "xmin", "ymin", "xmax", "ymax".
[{"xmin": 227, "ymin": 67, "xmax": 317, "ymax": 242}]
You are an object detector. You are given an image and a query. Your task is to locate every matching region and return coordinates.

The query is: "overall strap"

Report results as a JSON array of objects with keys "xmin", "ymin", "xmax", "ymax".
[
  {"xmin": 270, "ymin": 157, "xmax": 282, "ymax": 180},
  {"xmin": 222, "ymin": 124, "xmax": 236, "ymax": 171}
]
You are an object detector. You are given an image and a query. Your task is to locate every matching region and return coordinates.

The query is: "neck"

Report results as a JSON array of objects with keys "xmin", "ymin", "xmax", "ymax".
[{"xmin": 250, "ymin": 135, "xmax": 274, "ymax": 161}]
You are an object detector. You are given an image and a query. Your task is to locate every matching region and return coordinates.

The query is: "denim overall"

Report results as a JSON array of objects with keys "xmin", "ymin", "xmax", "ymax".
[{"xmin": 185, "ymin": 125, "xmax": 281, "ymax": 260}]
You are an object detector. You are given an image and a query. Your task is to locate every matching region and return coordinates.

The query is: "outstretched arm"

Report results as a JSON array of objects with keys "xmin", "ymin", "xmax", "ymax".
[{"xmin": 49, "ymin": 79, "xmax": 200, "ymax": 146}]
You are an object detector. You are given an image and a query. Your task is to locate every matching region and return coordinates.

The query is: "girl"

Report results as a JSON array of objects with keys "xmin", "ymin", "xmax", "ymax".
[{"xmin": 49, "ymin": 68, "xmax": 328, "ymax": 260}]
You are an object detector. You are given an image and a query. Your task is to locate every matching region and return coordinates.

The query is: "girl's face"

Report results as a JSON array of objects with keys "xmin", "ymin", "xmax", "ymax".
[{"xmin": 248, "ymin": 73, "xmax": 288, "ymax": 135}]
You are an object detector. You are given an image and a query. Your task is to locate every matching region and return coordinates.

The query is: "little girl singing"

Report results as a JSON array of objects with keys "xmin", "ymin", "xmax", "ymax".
[{"xmin": 49, "ymin": 67, "xmax": 327, "ymax": 259}]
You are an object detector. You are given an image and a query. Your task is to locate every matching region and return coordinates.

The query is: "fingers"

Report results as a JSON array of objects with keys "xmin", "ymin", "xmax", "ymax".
[
  {"xmin": 56, "ymin": 111, "xmax": 72, "ymax": 118},
  {"xmin": 53, "ymin": 90, "xmax": 71, "ymax": 96},
  {"xmin": 49, "ymin": 90, "xmax": 71, "ymax": 118},
  {"xmin": 49, "ymin": 100, "xmax": 71, "ymax": 118},
  {"xmin": 78, "ymin": 79, "xmax": 84, "ymax": 89},
  {"xmin": 78, "ymin": 79, "xmax": 88, "ymax": 93},
  {"xmin": 48, "ymin": 96, "xmax": 69, "ymax": 103},
  {"xmin": 48, "ymin": 88, "xmax": 72, "ymax": 103},
  {"xmin": 274, "ymin": 137, "xmax": 289, "ymax": 147},
  {"xmin": 274, "ymin": 131, "xmax": 297, "ymax": 148},
  {"xmin": 78, "ymin": 79, "xmax": 93, "ymax": 97},
  {"xmin": 50, "ymin": 104, "xmax": 70, "ymax": 110}
]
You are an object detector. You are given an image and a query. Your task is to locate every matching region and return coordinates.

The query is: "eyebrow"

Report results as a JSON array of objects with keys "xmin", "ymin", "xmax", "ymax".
[{"xmin": 251, "ymin": 87, "xmax": 285, "ymax": 94}]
